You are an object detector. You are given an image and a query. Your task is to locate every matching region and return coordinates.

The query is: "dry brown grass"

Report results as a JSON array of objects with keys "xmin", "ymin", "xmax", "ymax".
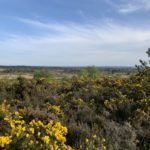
[{"xmin": 0, "ymin": 73, "xmax": 33, "ymax": 79}]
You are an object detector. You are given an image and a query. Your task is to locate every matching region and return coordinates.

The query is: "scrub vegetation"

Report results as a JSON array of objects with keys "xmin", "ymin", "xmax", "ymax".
[{"xmin": 0, "ymin": 49, "xmax": 150, "ymax": 150}]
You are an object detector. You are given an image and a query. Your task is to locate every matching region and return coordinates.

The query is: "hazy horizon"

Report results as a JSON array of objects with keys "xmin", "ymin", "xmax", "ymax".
[
  {"xmin": 0, "ymin": 64, "xmax": 137, "ymax": 67},
  {"xmin": 0, "ymin": 0, "xmax": 150, "ymax": 66}
]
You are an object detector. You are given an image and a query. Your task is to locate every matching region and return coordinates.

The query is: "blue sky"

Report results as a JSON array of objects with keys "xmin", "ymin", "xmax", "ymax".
[{"xmin": 0, "ymin": 0, "xmax": 150, "ymax": 66}]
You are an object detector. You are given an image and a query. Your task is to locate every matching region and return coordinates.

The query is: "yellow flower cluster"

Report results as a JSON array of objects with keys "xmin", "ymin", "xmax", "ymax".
[
  {"xmin": 47, "ymin": 104, "xmax": 64, "ymax": 117},
  {"xmin": 0, "ymin": 136, "xmax": 12, "ymax": 148},
  {"xmin": 0, "ymin": 100, "xmax": 10, "ymax": 115},
  {"xmin": 42, "ymin": 135, "xmax": 50, "ymax": 144},
  {"xmin": 28, "ymin": 119, "xmax": 70, "ymax": 149},
  {"xmin": 0, "ymin": 100, "xmax": 73, "ymax": 150},
  {"xmin": 83, "ymin": 135, "xmax": 107, "ymax": 150}
]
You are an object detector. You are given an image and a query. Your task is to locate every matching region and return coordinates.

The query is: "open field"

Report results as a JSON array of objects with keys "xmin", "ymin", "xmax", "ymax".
[
  {"xmin": 0, "ymin": 66, "xmax": 135, "ymax": 80},
  {"xmin": 0, "ymin": 73, "xmax": 33, "ymax": 79}
]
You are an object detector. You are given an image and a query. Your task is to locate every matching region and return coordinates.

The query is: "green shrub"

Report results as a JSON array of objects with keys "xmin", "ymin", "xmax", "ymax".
[
  {"xmin": 79, "ymin": 66, "xmax": 99, "ymax": 79},
  {"xmin": 33, "ymin": 70, "xmax": 54, "ymax": 81}
]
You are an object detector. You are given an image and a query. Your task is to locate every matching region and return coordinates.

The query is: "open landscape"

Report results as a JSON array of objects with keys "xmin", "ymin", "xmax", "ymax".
[
  {"xmin": 0, "ymin": 0, "xmax": 150, "ymax": 149},
  {"xmin": 0, "ymin": 50, "xmax": 150, "ymax": 149}
]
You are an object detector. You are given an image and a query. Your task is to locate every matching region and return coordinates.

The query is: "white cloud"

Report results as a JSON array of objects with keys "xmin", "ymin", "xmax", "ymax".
[
  {"xmin": 117, "ymin": 0, "xmax": 150, "ymax": 14},
  {"xmin": 0, "ymin": 18, "xmax": 149, "ymax": 66},
  {"xmin": 106, "ymin": 0, "xmax": 150, "ymax": 14},
  {"xmin": 118, "ymin": 4, "xmax": 139, "ymax": 13}
]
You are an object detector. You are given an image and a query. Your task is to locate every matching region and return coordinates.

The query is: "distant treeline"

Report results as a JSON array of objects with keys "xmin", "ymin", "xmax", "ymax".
[{"xmin": 0, "ymin": 65, "xmax": 136, "ymax": 74}]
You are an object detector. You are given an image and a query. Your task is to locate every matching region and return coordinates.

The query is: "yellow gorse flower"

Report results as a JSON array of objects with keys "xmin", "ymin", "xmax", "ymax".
[
  {"xmin": 29, "ymin": 140, "xmax": 34, "ymax": 145},
  {"xmin": 0, "ymin": 136, "xmax": 12, "ymax": 148},
  {"xmin": 29, "ymin": 127, "xmax": 35, "ymax": 134},
  {"xmin": 42, "ymin": 136, "xmax": 50, "ymax": 144},
  {"xmin": 0, "ymin": 100, "xmax": 73, "ymax": 150}
]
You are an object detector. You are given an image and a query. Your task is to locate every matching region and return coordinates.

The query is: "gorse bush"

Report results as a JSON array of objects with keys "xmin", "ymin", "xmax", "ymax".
[{"xmin": 0, "ymin": 100, "xmax": 72, "ymax": 150}]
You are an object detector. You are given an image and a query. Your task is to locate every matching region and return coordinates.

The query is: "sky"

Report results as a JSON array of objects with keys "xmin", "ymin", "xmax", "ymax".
[{"xmin": 0, "ymin": 0, "xmax": 150, "ymax": 66}]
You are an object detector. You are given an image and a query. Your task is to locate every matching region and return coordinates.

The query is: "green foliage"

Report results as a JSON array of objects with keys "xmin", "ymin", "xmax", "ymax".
[
  {"xmin": 136, "ymin": 48, "xmax": 150, "ymax": 76},
  {"xmin": 33, "ymin": 70, "xmax": 54, "ymax": 81},
  {"xmin": 79, "ymin": 68, "xmax": 89, "ymax": 78},
  {"xmin": 79, "ymin": 66, "xmax": 99, "ymax": 79}
]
